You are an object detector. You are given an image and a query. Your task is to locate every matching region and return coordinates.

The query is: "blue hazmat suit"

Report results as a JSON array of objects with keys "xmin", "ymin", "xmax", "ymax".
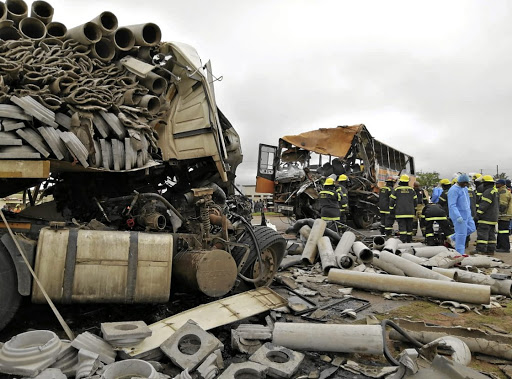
[
  {"xmin": 431, "ymin": 186, "xmax": 443, "ymax": 203},
  {"xmin": 448, "ymin": 184, "xmax": 476, "ymax": 254}
]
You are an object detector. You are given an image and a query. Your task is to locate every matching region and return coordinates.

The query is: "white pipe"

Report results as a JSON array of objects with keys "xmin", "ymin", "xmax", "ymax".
[
  {"xmin": 372, "ymin": 251, "xmax": 405, "ymax": 276},
  {"xmin": 373, "ymin": 236, "xmax": 385, "ymax": 250},
  {"xmin": 455, "ymin": 270, "xmax": 512, "ymax": 297},
  {"xmin": 333, "ymin": 231, "xmax": 355, "ymax": 269},
  {"xmin": 400, "ymin": 252, "xmax": 428, "ymax": 265},
  {"xmin": 412, "ymin": 246, "xmax": 452, "ymax": 258},
  {"xmin": 396, "ymin": 242, "xmax": 425, "ymax": 249},
  {"xmin": 328, "ymin": 269, "xmax": 491, "ymax": 304},
  {"xmin": 383, "ymin": 238, "xmax": 399, "ymax": 254},
  {"xmin": 317, "ymin": 236, "xmax": 337, "ymax": 274},
  {"xmin": 301, "ymin": 219, "xmax": 326, "ymax": 264},
  {"xmin": 351, "ymin": 241, "xmax": 373, "ymax": 264},
  {"xmin": 378, "ymin": 250, "xmax": 452, "ymax": 282},
  {"xmin": 272, "ymin": 322, "xmax": 384, "ymax": 354},
  {"xmin": 432, "ymin": 267, "xmax": 458, "ymax": 280},
  {"xmin": 299, "ymin": 225, "xmax": 311, "ymax": 242}
]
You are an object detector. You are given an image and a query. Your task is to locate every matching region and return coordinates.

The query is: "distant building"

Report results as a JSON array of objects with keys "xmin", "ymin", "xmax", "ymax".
[{"xmin": 240, "ymin": 184, "xmax": 274, "ymax": 211}]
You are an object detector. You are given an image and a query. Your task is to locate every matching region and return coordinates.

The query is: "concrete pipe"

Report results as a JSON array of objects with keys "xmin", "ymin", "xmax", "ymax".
[
  {"xmin": 334, "ymin": 231, "xmax": 356, "ymax": 269},
  {"xmin": 455, "ymin": 270, "xmax": 512, "ymax": 297},
  {"xmin": 373, "ymin": 235, "xmax": 386, "ymax": 250},
  {"xmin": 30, "ymin": 0, "xmax": 53, "ymax": 24},
  {"xmin": 432, "ymin": 267, "xmax": 458, "ymax": 280},
  {"xmin": 172, "ymin": 249, "xmax": 238, "ymax": 297},
  {"xmin": 317, "ymin": 236, "xmax": 337, "ymax": 274},
  {"xmin": 139, "ymin": 71, "xmax": 168, "ymax": 95},
  {"xmin": 273, "ymin": 322, "xmax": 384, "ymax": 354},
  {"xmin": 46, "ymin": 21, "xmax": 66, "ymax": 39},
  {"xmin": 67, "ymin": 21, "xmax": 102, "ymax": 45},
  {"xmin": 372, "ymin": 251, "xmax": 405, "ymax": 276},
  {"xmin": 351, "ymin": 241, "xmax": 373, "ymax": 264},
  {"xmin": 19, "ymin": 17, "xmax": 45, "ymax": 40},
  {"xmin": 0, "ymin": 2, "xmax": 6, "ymax": 21},
  {"xmin": 301, "ymin": 218, "xmax": 326, "ymax": 264},
  {"xmin": 125, "ymin": 22, "xmax": 161, "ymax": 46},
  {"xmin": 6, "ymin": 0, "xmax": 27, "ymax": 26},
  {"xmin": 383, "ymin": 237, "xmax": 399, "ymax": 254},
  {"xmin": 139, "ymin": 94, "xmax": 161, "ymax": 115},
  {"xmin": 412, "ymin": 245, "xmax": 451, "ymax": 258},
  {"xmin": 377, "ymin": 250, "xmax": 452, "ymax": 281},
  {"xmin": 460, "ymin": 256, "xmax": 501, "ymax": 268},
  {"xmin": 328, "ymin": 269, "xmax": 491, "ymax": 304},
  {"xmin": 90, "ymin": 37, "xmax": 115, "ymax": 62},
  {"xmin": 400, "ymin": 252, "xmax": 428, "ymax": 265},
  {"xmin": 110, "ymin": 27, "xmax": 135, "ymax": 51},
  {"xmin": 396, "ymin": 242, "xmax": 425, "ymax": 249},
  {"xmin": 0, "ymin": 25, "xmax": 20, "ymax": 40},
  {"xmin": 299, "ymin": 225, "xmax": 311, "ymax": 242},
  {"xmin": 90, "ymin": 11, "xmax": 118, "ymax": 35}
]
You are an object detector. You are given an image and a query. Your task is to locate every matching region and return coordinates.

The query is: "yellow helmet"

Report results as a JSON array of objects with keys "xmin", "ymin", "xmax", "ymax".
[
  {"xmin": 472, "ymin": 173, "xmax": 482, "ymax": 180},
  {"xmin": 324, "ymin": 177, "xmax": 335, "ymax": 186},
  {"xmin": 482, "ymin": 175, "xmax": 495, "ymax": 183},
  {"xmin": 399, "ymin": 174, "xmax": 409, "ymax": 182},
  {"xmin": 338, "ymin": 174, "xmax": 348, "ymax": 182},
  {"xmin": 452, "ymin": 178, "xmax": 458, "ymax": 184},
  {"xmin": 440, "ymin": 179, "xmax": 451, "ymax": 185}
]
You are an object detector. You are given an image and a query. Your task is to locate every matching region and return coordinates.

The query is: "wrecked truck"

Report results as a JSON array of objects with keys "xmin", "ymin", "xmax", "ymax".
[
  {"xmin": 256, "ymin": 124, "xmax": 415, "ymax": 228},
  {"xmin": 0, "ymin": 3, "xmax": 285, "ymax": 331}
]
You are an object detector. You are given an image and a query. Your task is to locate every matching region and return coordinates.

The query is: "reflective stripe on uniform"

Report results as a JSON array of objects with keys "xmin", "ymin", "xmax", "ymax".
[
  {"xmin": 425, "ymin": 233, "xmax": 434, "ymax": 237},
  {"xmin": 321, "ymin": 216, "xmax": 340, "ymax": 221},
  {"xmin": 390, "ymin": 195, "xmax": 396, "ymax": 199},
  {"xmin": 395, "ymin": 214, "xmax": 414, "ymax": 218},
  {"xmin": 498, "ymin": 230, "xmax": 509, "ymax": 234},
  {"xmin": 477, "ymin": 210, "xmax": 484, "ymax": 214},
  {"xmin": 476, "ymin": 240, "xmax": 488, "ymax": 244},
  {"xmin": 481, "ymin": 197, "xmax": 492, "ymax": 203},
  {"xmin": 425, "ymin": 217, "xmax": 447, "ymax": 221},
  {"xmin": 380, "ymin": 211, "xmax": 390, "ymax": 214},
  {"xmin": 478, "ymin": 220, "xmax": 497, "ymax": 225}
]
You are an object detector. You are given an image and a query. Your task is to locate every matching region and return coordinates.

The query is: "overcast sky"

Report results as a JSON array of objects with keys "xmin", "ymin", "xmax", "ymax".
[{"xmin": 48, "ymin": 0, "xmax": 512, "ymax": 183}]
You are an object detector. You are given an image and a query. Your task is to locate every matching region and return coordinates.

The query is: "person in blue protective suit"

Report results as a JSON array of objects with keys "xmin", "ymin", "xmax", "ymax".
[{"xmin": 447, "ymin": 173, "xmax": 476, "ymax": 254}]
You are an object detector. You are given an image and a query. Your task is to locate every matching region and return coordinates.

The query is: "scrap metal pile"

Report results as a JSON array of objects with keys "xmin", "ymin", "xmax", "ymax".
[{"xmin": 0, "ymin": 0, "xmax": 166, "ymax": 169}]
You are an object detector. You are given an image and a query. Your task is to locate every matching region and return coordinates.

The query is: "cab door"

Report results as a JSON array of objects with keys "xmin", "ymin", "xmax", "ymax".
[{"xmin": 255, "ymin": 144, "xmax": 277, "ymax": 193}]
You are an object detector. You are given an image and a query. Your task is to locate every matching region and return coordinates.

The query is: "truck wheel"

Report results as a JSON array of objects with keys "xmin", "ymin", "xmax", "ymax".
[
  {"xmin": 232, "ymin": 226, "xmax": 286, "ymax": 289},
  {"xmin": 0, "ymin": 245, "xmax": 21, "ymax": 330},
  {"xmin": 353, "ymin": 210, "xmax": 374, "ymax": 229}
]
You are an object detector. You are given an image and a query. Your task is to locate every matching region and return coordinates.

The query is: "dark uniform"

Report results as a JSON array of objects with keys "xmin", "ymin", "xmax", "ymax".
[
  {"xmin": 389, "ymin": 183, "xmax": 418, "ymax": 242},
  {"xmin": 378, "ymin": 183, "xmax": 394, "ymax": 235},
  {"xmin": 476, "ymin": 184, "xmax": 499, "ymax": 254},
  {"xmin": 438, "ymin": 187, "xmax": 450, "ymax": 215},
  {"xmin": 422, "ymin": 203, "xmax": 454, "ymax": 246},
  {"xmin": 468, "ymin": 187, "xmax": 477, "ymax": 219},
  {"xmin": 318, "ymin": 185, "xmax": 341, "ymax": 230},
  {"xmin": 336, "ymin": 185, "xmax": 349, "ymax": 224},
  {"xmin": 497, "ymin": 185, "xmax": 512, "ymax": 251}
]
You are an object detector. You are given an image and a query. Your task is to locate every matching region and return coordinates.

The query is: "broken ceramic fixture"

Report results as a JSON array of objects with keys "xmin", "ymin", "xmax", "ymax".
[
  {"xmin": 217, "ymin": 362, "xmax": 268, "ymax": 379},
  {"xmin": 249, "ymin": 342, "xmax": 304, "ymax": 378},
  {"xmin": 0, "ymin": 330, "xmax": 62, "ymax": 377},
  {"xmin": 160, "ymin": 319, "xmax": 224, "ymax": 371},
  {"xmin": 197, "ymin": 352, "xmax": 223, "ymax": 379},
  {"xmin": 75, "ymin": 349, "xmax": 100, "ymax": 379},
  {"xmin": 71, "ymin": 332, "xmax": 116, "ymax": 364},
  {"xmin": 328, "ymin": 270, "xmax": 491, "ymax": 304},
  {"xmin": 421, "ymin": 336, "xmax": 471, "ymax": 366},
  {"xmin": 49, "ymin": 340, "xmax": 78, "ymax": 377},
  {"xmin": 101, "ymin": 320, "xmax": 152, "ymax": 347},
  {"xmin": 102, "ymin": 359, "xmax": 158, "ymax": 379}
]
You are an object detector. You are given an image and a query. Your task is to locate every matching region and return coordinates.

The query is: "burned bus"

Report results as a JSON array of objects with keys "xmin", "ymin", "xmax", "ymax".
[{"xmin": 256, "ymin": 124, "xmax": 415, "ymax": 228}]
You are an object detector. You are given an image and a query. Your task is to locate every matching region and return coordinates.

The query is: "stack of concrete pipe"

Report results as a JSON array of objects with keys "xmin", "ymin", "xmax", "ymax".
[{"xmin": 0, "ymin": 0, "xmax": 169, "ymax": 170}]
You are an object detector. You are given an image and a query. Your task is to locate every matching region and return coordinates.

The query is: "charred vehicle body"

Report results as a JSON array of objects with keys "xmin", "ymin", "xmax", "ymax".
[
  {"xmin": 256, "ymin": 125, "xmax": 415, "ymax": 228},
  {"xmin": 0, "ymin": 6, "xmax": 285, "ymax": 331}
]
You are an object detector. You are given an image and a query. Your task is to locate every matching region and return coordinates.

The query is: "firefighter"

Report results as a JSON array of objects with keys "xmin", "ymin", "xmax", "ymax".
[
  {"xmin": 447, "ymin": 173, "xmax": 476, "ymax": 255},
  {"xmin": 438, "ymin": 179, "xmax": 452, "ymax": 215},
  {"xmin": 412, "ymin": 182, "xmax": 428, "ymax": 237},
  {"xmin": 475, "ymin": 175, "xmax": 499, "ymax": 255},
  {"xmin": 496, "ymin": 179, "xmax": 512, "ymax": 252},
  {"xmin": 389, "ymin": 174, "xmax": 417, "ymax": 242},
  {"xmin": 422, "ymin": 203, "xmax": 454, "ymax": 246},
  {"xmin": 336, "ymin": 174, "xmax": 349, "ymax": 224},
  {"xmin": 318, "ymin": 177, "xmax": 341, "ymax": 230},
  {"xmin": 378, "ymin": 177, "xmax": 395, "ymax": 236}
]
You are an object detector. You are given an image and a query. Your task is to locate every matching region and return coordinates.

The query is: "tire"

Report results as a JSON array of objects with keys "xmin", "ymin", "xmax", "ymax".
[
  {"xmin": 353, "ymin": 209, "xmax": 375, "ymax": 229},
  {"xmin": 232, "ymin": 226, "xmax": 286, "ymax": 289},
  {"xmin": 0, "ymin": 243, "xmax": 21, "ymax": 331}
]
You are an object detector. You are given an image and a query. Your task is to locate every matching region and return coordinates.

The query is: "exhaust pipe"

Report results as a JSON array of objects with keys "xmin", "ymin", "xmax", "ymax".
[
  {"xmin": 138, "ymin": 212, "xmax": 166, "ymax": 231},
  {"xmin": 110, "ymin": 27, "xmax": 135, "ymax": 51},
  {"xmin": 19, "ymin": 17, "xmax": 46, "ymax": 41},
  {"xmin": 6, "ymin": 0, "xmax": 27, "ymax": 26},
  {"xmin": 139, "ymin": 95, "xmax": 160, "ymax": 114},
  {"xmin": 67, "ymin": 21, "xmax": 102, "ymax": 45},
  {"xmin": 0, "ymin": 25, "xmax": 20, "ymax": 40},
  {"xmin": 30, "ymin": 0, "xmax": 53, "ymax": 24},
  {"xmin": 46, "ymin": 21, "xmax": 66, "ymax": 39},
  {"xmin": 139, "ymin": 72, "xmax": 167, "ymax": 95},
  {"xmin": 124, "ymin": 23, "xmax": 161, "ymax": 46},
  {"xmin": 90, "ymin": 11, "xmax": 117, "ymax": 35},
  {"xmin": 0, "ymin": 2, "xmax": 7, "ymax": 21},
  {"xmin": 90, "ymin": 37, "xmax": 115, "ymax": 62}
]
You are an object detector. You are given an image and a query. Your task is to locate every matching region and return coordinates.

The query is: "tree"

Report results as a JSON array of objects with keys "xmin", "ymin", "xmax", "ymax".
[
  {"xmin": 494, "ymin": 172, "xmax": 509, "ymax": 180},
  {"xmin": 416, "ymin": 171, "xmax": 440, "ymax": 192}
]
